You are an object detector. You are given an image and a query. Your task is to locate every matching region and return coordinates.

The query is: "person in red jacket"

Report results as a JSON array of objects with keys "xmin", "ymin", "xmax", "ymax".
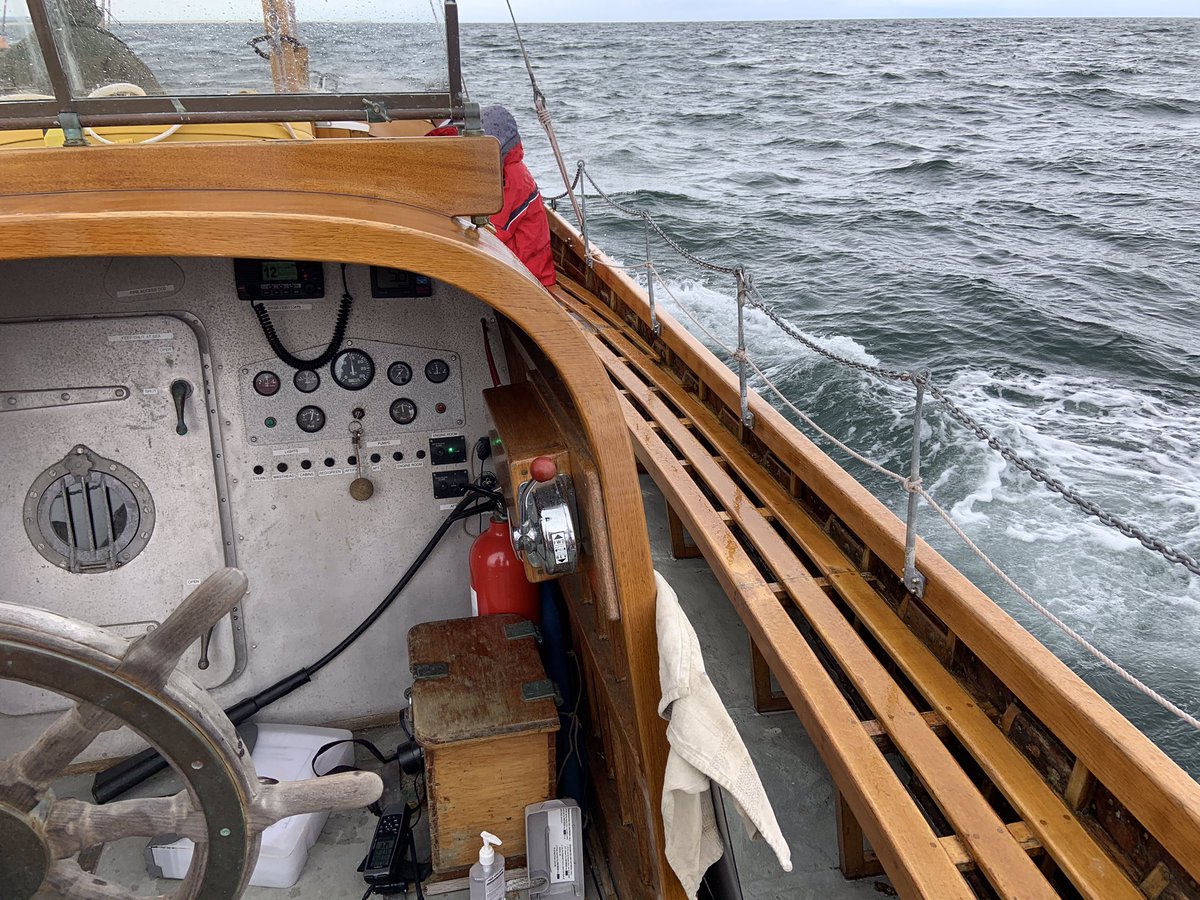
[
  {"xmin": 426, "ymin": 107, "xmax": 555, "ymax": 286},
  {"xmin": 478, "ymin": 106, "xmax": 558, "ymax": 287}
]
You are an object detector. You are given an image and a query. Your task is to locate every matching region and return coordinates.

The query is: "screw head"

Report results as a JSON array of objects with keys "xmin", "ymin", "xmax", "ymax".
[{"xmin": 219, "ymin": 827, "xmax": 231, "ymax": 837}]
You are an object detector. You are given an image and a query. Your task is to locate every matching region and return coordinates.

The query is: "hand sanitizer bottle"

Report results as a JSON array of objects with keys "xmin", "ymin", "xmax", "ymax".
[{"xmin": 469, "ymin": 831, "xmax": 505, "ymax": 900}]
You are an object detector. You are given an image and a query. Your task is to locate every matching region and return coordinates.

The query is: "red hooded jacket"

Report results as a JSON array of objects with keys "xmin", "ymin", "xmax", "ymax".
[
  {"xmin": 491, "ymin": 140, "xmax": 556, "ymax": 287},
  {"xmin": 428, "ymin": 112, "xmax": 556, "ymax": 287}
]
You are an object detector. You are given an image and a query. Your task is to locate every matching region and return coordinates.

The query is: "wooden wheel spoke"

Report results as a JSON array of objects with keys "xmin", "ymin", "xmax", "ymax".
[
  {"xmin": 45, "ymin": 793, "xmax": 197, "ymax": 859},
  {"xmin": 0, "ymin": 706, "xmax": 111, "ymax": 812},
  {"xmin": 117, "ymin": 569, "xmax": 247, "ymax": 690},
  {"xmin": 45, "ymin": 771, "xmax": 382, "ymax": 860},
  {"xmin": 247, "ymin": 771, "xmax": 384, "ymax": 834}
]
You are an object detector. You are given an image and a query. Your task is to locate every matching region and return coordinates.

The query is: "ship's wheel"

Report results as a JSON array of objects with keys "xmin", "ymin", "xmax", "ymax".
[{"xmin": 0, "ymin": 568, "xmax": 383, "ymax": 899}]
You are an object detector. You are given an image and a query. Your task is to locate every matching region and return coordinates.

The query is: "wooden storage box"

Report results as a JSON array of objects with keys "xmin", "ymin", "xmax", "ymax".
[{"xmin": 409, "ymin": 614, "xmax": 559, "ymax": 874}]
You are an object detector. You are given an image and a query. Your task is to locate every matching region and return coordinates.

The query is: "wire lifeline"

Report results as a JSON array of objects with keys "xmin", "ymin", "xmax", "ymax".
[
  {"xmin": 530, "ymin": 103, "xmax": 1195, "ymax": 578},
  {"xmin": 927, "ymin": 383, "xmax": 1200, "ymax": 578},
  {"xmin": 579, "ymin": 167, "xmax": 740, "ymax": 276},
  {"xmin": 655, "ymin": 267, "xmax": 1200, "ymax": 731},
  {"xmin": 918, "ymin": 486, "xmax": 1200, "ymax": 732},
  {"xmin": 648, "ymin": 265, "xmax": 907, "ymax": 485},
  {"xmin": 578, "ymin": 172, "xmax": 1200, "ymax": 732}
]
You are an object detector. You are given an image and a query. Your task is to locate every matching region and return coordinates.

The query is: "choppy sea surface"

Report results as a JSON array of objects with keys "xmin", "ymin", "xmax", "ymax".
[
  {"xmin": 112, "ymin": 17, "xmax": 1200, "ymax": 775},
  {"xmin": 482, "ymin": 18, "xmax": 1200, "ymax": 775}
]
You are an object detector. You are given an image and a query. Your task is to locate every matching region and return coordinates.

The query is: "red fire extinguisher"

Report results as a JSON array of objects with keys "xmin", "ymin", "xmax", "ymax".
[{"xmin": 470, "ymin": 511, "xmax": 539, "ymax": 622}]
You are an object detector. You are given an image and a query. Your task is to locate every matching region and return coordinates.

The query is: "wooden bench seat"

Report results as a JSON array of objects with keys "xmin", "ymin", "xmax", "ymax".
[{"xmin": 551, "ymin": 280, "xmax": 1145, "ymax": 899}]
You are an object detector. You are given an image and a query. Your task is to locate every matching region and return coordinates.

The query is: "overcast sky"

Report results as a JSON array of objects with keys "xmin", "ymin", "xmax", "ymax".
[
  {"xmin": 461, "ymin": 0, "xmax": 1197, "ymax": 18},
  {"xmin": 98, "ymin": 1, "xmax": 1199, "ymax": 21}
]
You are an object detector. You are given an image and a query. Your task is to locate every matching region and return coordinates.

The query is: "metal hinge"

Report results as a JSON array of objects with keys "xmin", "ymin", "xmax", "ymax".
[
  {"xmin": 58, "ymin": 112, "xmax": 86, "ymax": 147},
  {"xmin": 504, "ymin": 620, "xmax": 541, "ymax": 642},
  {"xmin": 412, "ymin": 662, "xmax": 449, "ymax": 681},
  {"xmin": 521, "ymin": 679, "xmax": 561, "ymax": 704}
]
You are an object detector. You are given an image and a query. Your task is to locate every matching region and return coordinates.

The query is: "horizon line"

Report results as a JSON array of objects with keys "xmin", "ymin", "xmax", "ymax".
[{"xmin": 5, "ymin": 14, "xmax": 1197, "ymax": 25}]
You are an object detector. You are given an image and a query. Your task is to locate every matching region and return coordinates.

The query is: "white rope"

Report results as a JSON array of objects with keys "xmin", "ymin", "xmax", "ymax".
[{"xmin": 918, "ymin": 486, "xmax": 1200, "ymax": 731}]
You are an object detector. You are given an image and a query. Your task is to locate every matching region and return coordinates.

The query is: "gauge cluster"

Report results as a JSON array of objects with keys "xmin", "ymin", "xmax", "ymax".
[{"xmin": 238, "ymin": 339, "xmax": 465, "ymax": 447}]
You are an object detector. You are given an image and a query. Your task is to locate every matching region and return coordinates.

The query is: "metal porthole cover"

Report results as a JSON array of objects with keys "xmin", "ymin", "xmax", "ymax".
[{"xmin": 23, "ymin": 445, "xmax": 156, "ymax": 573}]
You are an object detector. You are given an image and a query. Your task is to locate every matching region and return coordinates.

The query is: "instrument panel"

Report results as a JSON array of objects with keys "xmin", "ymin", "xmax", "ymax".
[
  {"xmin": 0, "ymin": 254, "xmax": 503, "ymax": 755},
  {"xmin": 238, "ymin": 339, "xmax": 464, "ymax": 447}
]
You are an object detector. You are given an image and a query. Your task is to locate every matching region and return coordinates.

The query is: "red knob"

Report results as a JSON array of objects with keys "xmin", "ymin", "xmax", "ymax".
[{"xmin": 530, "ymin": 456, "xmax": 557, "ymax": 483}]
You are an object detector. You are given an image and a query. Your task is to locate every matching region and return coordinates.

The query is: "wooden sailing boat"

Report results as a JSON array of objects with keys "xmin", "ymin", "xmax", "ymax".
[{"xmin": 0, "ymin": 2, "xmax": 1197, "ymax": 898}]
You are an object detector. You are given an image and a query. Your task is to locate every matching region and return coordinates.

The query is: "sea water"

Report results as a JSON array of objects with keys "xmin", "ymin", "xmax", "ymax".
[{"xmin": 121, "ymin": 17, "xmax": 1200, "ymax": 774}]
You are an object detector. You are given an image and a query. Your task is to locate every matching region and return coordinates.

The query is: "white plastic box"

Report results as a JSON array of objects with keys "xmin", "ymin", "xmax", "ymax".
[{"xmin": 146, "ymin": 723, "xmax": 355, "ymax": 889}]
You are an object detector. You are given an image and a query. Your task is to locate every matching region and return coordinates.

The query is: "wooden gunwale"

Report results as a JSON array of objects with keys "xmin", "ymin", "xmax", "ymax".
[
  {"xmin": 621, "ymin": 393, "xmax": 975, "ymax": 899},
  {"xmin": 561, "ymin": 285, "xmax": 1143, "ymax": 898},
  {"xmin": 547, "ymin": 209, "xmax": 1200, "ymax": 892}
]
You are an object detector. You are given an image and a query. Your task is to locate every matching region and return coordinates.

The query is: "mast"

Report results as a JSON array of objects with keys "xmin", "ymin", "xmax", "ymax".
[
  {"xmin": 0, "ymin": 0, "xmax": 9, "ymax": 51},
  {"xmin": 260, "ymin": 0, "xmax": 309, "ymax": 92}
]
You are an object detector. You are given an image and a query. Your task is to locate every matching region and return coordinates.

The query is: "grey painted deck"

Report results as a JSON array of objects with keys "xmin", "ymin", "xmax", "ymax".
[
  {"xmin": 54, "ymin": 476, "xmax": 892, "ymax": 898},
  {"xmin": 640, "ymin": 476, "xmax": 889, "ymax": 900}
]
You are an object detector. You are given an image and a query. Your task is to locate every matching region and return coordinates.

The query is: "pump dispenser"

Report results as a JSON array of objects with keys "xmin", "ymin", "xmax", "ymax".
[{"xmin": 469, "ymin": 831, "xmax": 505, "ymax": 900}]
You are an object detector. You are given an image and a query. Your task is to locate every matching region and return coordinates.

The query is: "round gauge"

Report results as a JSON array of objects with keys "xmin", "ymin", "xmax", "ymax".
[
  {"xmin": 424, "ymin": 358, "xmax": 451, "ymax": 384},
  {"xmin": 389, "ymin": 398, "xmax": 418, "ymax": 426},
  {"xmin": 387, "ymin": 361, "xmax": 413, "ymax": 387},
  {"xmin": 296, "ymin": 405, "xmax": 326, "ymax": 433},
  {"xmin": 253, "ymin": 370, "xmax": 281, "ymax": 396},
  {"xmin": 293, "ymin": 369, "xmax": 320, "ymax": 393},
  {"xmin": 331, "ymin": 349, "xmax": 375, "ymax": 391}
]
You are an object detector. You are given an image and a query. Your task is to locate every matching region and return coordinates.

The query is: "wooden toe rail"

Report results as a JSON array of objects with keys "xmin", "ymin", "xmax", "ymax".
[
  {"xmin": 548, "ymin": 276, "xmax": 1165, "ymax": 899},
  {"xmin": 618, "ymin": 375, "xmax": 974, "ymax": 899}
]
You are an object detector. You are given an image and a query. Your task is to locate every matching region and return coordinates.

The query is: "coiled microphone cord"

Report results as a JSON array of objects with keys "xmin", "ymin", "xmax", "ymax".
[{"xmin": 253, "ymin": 263, "xmax": 354, "ymax": 370}]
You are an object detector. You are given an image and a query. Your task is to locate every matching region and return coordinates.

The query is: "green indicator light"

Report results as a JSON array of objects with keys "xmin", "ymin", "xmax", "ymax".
[{"xmin": 265, "ymin": 417, "xmax": 277, "ymax": 428}]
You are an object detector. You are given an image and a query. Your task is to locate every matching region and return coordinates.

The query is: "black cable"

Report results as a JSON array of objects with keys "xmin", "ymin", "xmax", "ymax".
[
  {"xmin": 308, "ymin": 494, "xmax": 491, "ymax": 675},
  {"xmin": 93, "ymin": 488, "xmax": 494, "ymax": 803},
  {"xmin": 253, "ymin": 263, "xmax": 354, "ymax": 371}
]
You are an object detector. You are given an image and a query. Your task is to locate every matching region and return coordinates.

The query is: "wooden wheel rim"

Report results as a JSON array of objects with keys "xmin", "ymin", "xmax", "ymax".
[{"xmin": 0, "ymin": 603, "xmax": 258, "ymax": 899}]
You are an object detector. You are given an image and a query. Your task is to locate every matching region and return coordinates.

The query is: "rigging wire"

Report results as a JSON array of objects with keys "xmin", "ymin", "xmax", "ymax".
[
  {"xmin": 645, "ymin": 265, "xmax": 1200, "ymax": 731},
  {"xmin": 504, "ymin": 0, "xmax": 586, "ymax": 231}
]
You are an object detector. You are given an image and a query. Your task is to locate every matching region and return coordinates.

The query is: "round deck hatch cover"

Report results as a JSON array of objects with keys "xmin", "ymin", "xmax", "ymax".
[{"xmin": 23, "ymin": 445, "xmax": 155, "ymax": 573}]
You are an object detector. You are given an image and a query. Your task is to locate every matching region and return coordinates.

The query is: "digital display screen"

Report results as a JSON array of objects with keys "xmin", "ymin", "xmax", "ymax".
[
  {"xmin": 261, "ymin": 261, "xmax": 299, "ymax": 282},
  {"xmin": 369, "ymin": 839, "xmax": 396, "ymax": 869},
  {"xmin": 375, "ymin": 268, "xmax": 411, "ymax": 290},
  {"xmin": 370, "ymin": 265, "xmax": 432, "ymax": 298}
]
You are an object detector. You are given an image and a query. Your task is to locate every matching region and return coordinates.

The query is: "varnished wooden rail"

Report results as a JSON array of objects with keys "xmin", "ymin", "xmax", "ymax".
[
  {"xmin": 617, "ymin": 392, "xmax": 975, "ymax": 898},
  {"xmin": 550, "ymin": 211, "xmax": 1200, "ymax": 897},
  {"xmin": 551, "ymin": 279, "xmax": 1149, "ymax": 898}
]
